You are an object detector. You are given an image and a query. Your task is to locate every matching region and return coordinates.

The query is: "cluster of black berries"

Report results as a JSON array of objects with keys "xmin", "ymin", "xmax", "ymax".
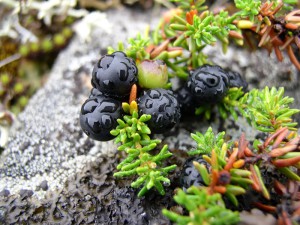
[
  {"xmin": 80, "ymin": 51, "xmax": 181, "ymax": 141},
  {"xmin": 176, "ymin": 64, "xmax": 248, "ymax": 115},
  {"xmin": 80, "ymin": 51, "xmax": 247, "ymax": 142},
  {"xmin": 80, "ymin": 51, "xmax": 137, "ymax": 141}
]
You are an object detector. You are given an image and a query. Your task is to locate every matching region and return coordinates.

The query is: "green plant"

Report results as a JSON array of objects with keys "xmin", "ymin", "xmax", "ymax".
[
  {"xmin": 111, "ymin": 101, "xmax": 176, "ymax": 197},
  {"xmin": 162, "ymin": 187, "xmax": 240, "ymax": 225},
  {"xmin": 220, "ymin": 86, "xmax": 300, "ymax": 132},
  {"xmin": 80, "ymin": 0, "xmax": 300, "ymax": 224}
]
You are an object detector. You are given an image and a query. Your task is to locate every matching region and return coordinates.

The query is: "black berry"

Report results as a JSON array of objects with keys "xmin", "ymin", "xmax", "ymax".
[
  {"xmin": 175, "ymin": 85, "xmax": 196, "ymax": 115},
  {"xmin": 137, "ymin": 88, "xmax": 181, "ymax": 134},
  {"xmin": 89, "ymin": 88, "xmax": 103, "ymax": 98},
  {"xmin": 180, "ymin": 155, "xmax": 211, "ymax": 191},
  {"xmin": 227, "ymin": 70, "xmax": 248, "ymax": 92},
  {"xmin": 187, "ymin": 64, "xmax": 229, "ymax": 105},
  {"xmin": 91, "ymin": 51, "xmax": 138, "ymax": 98},
  {"xmin": 80, "ymin": 95, "xmax": 122, "ymax": 141}
]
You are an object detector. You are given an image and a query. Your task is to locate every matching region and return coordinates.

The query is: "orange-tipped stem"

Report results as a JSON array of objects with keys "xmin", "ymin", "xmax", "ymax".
[
  {"xmin": 285, "ymin": 23, "xmax": 299, "ymax": 30},
  {"xmin": 253, "ymin": 202, "xmax": 276, "ymax": 213},
  {"xmin": 150, "ymin": 39, "xmax": 170, "ymax": 59},
  {"xmin": 238, "ymin": 133, "xmax": 247, "ymax": 159},
  {"xmin": 274, "ymin": 45, "xmax": 283, "ymax": 62},
  {"xmin": 271, "ymin": 2, "xmax": 283, "ymax": 16},
  {"xmin": 280, "ymin": 36, "xmax": 295, "ymax": 50},
  {"xmin": 186, "ymin": 9, "xmax": 198, "ymax": 25},
  {"xmin": 229, "ymin": 30, "xmax": 243, "ymax": 39},
  {"xmin": 250, "ymin": 165, "xmax": 261, "ymax": 192},
  {"xmin": 233, "ymin": 159, "xmax": 245, "ymax": 169},
  {"xmin": 269, "ymin": 145, "xmax": 298, "ymax": 158},
  {"xmin": 258, "ymin": 26, "xmax": 272, "ymax": 47},
  {"xmin": 213, "ymin": 185, "xmax": 227, "ymax": 194},
  {"xmin": 287, "ymin": 45, "xmax": 300, "ymax": 70},
  {"xmin": 285, "ymin": 9, "xmax": 300, "ymax": 22},
  {"xmin": 224, "ymin": 148, "xmax": 238, "ymax": 171},
  {"xmin": 281, "ymin": 211, "xmax": 293, "ymax": 225},
  {"xmin": 210, "ymin": 170, "xmax": 219, "ymax": 188},
  {"xmin": 264, "ymin": 127, "xmax": 288, "ymax": 148},
  {"xmin": 244, "ymin": 147, "xmax": 255, "ymax": 157},
  {"xmin": 274, "ymin": 180, "xmax": 287, "ymax": 195},
  {"xmin": 272, "ymin": 155, "xmax": 300, "ymax": 168},
  {"xmin": 129, "ymin": 84, "xmax": 137, "ymax": 104},
  {"xmin": 272, "ymin": 127, "xmax": 289, "ymax": 149}
]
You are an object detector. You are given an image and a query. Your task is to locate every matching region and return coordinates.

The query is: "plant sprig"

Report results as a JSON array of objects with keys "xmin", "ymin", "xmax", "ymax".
[
  {"xmin": 189, "ymin": 127, "xmax": 226, "ymax": 156},
  {"xmin": 222, "ymin": 87, "xmax": 300, "ymax": 133},
  {"xmin": 111, "ymin": 101, "xmax": 176, "ymax": 197},
  {"xmin": 162, "ymin": 187, "xmax": 240, "ymax": 225}
]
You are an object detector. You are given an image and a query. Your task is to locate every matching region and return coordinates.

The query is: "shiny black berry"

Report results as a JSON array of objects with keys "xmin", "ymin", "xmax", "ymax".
[
  {"xmin": 187, "ymin": 64, "xmax": 229, "ymax": 105},
  {"xmin": 80, "ymin": 95, "xmax": 122, "ymax": 141},
  {"xmin": 180, "ymin": 155, "xmax": 211, "ymax": 191},
  {"xmin": 89, "ymin": 88, "xmax": 103, "ymax": 98},
  {"xmin": 227, "ymin": 70, "xmax": 248, "ymax": 92},
  {"xmin": 175, "ymin": 85, "xmax": 196, "ymax": 115},
  {"xmin": 91, "ymin": 51, "xmax": 138, "ymax": 98},
  {"xmin": 137, "ymin": 88, "xmax": 181, "ymax": 134}
]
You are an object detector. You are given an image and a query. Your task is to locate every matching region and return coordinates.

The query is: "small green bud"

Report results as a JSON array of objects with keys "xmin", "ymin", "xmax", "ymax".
[
  {"xmin": 19, "ymin": 45, "xmax": 30, "ymax": 56},
  {"xmin": 18, "ymin": 96, "xmax": 28, "ymax": 107},
  {"xmin": 41, "ymin": 39, "xmax": 53, "ymax": 52},
  {"xmin": 62, "ymin": 27, "xmax": 73, "ymax": 38},
  {"xmin": 53, "ymin": 34, "xmax": 66, "ymax": 46},
  {"xmin": 137, "ymin": 59, "xmax": 168, "ymax": 89},
  {"xmin": 0, "ymin": 73, "xmax": 11, "ymax": 86},
  {"xmin": 30, "ymin": 42, "xmax": 39, "ymax": 52},
  {"xmin": 13, "ymin": 83, "xmax": 24, "ymax": 94}
]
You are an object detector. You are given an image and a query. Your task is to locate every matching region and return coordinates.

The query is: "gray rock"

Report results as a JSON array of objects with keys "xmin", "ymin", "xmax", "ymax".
[{"xmin": 0, "ymin": 7, "xmax": 160, "ymax": 199}]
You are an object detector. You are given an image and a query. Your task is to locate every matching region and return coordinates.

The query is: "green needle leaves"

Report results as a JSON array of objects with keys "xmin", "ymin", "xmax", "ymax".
[
  {"xmin": 189, "ymin": 127, "xmax": 226, "ymax": 155},
  {"xmin": 234, "ymin": 0, "xmax": 261, "ymax": 21},
  {"xmin": 111, "ymin": 103, "xmax": 176, "ymax": 197},
  {"xmin": 163, "ymin": 187, "xmax": 240, "ymax": 225},
  {"xmin": 238, "ymin": 87, "xmax": 300, "ymax": 132}
]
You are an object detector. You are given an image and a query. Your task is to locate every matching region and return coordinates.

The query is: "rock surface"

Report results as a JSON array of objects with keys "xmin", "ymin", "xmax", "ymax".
[{"xmin": 0, "ymin": 6, "xmax": 299, "ymax": 225}]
